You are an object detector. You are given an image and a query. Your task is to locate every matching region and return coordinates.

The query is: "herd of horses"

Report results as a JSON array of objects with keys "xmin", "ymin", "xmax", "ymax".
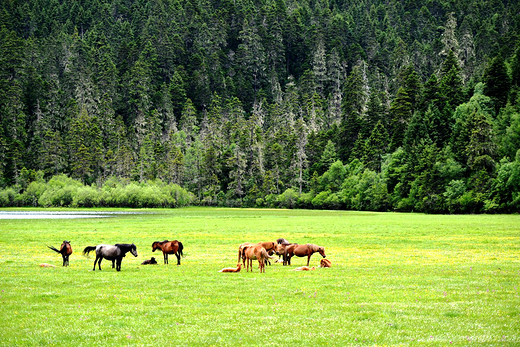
[{"xmin": 46, "ymin": 238, "xmax": 329, "ymax": 273}]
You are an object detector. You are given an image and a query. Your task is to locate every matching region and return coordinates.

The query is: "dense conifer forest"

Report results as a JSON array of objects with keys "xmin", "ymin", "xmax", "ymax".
[{"xmin": 1, "ymin": 0, "xmax": 520, "ymax": 212}]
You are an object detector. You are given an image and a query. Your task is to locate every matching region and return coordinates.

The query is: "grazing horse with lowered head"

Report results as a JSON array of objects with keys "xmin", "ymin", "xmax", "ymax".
[
  {"xmin": 243, "ymin": 243, "xmax": 273, "ymax": 273},
  {"xmin": 83, "ymin": 244, "xmax": 138, "ymax": 271},
  {"xmin": 47, "ymin": 240, "xmax": 73, "ymax": 266},
  {"xmin": 284, "ymin": 243, "xmax": 326, "ymax": 266},
  {"xmin": 152, "ymin": 240, "xmax": 184, "ymax": 265}
]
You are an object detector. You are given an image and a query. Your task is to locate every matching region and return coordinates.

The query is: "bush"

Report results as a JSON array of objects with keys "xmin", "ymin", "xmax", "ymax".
[
  {"xmin": 0, "ymin": 188, "xmax": 16, "ymax": 207},
  {"xmin": 73, "ymin": 186, "xmax": 101, "ymax": 207},
  {"xmin": 311, "ymin": 190, "xmax": 330, "ymax": 209},
  {"xmin": 19, "ymin": 181, "xmax": 46, "ymax": 206},
  {"xmin": 277, "ymin": 188, "xmax": 298, "ymax": 209}
]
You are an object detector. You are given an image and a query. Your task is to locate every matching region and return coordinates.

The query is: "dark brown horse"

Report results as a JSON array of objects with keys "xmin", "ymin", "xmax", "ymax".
[
  {"xmin": 47, "ymin": 241, "xmax": 73, "ymax": 266},
  {"xmin": 284, "ymin": 243, "xmax": 326, "ymax": 266},
  {"xmin": 152, "ymin": 240, "xmax": 184, "ymax": 265}
]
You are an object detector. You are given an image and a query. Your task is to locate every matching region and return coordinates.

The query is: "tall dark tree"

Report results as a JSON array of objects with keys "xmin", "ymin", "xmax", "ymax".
[{"xmin": 482, "ymin": 54, "xmax": 511, "ymax": 114}]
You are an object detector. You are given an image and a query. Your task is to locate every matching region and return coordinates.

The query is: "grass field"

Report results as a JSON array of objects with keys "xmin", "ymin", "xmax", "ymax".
[{"xmin": 0, "ymin": 207, "xmax": 519, "ymax": 345}]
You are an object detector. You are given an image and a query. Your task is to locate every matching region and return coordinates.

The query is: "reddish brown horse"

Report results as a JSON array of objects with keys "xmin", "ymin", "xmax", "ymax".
[
  {"xmin": 243, "ymin": 243, "xmax": 273, "ymax": 273},
  {"xmin": 284, "ymin": 243, "xmax": 326, "ymax": 266},
  {"xmin": 152, "ymin": 240, "xmax": 184, "ymax": 265},
  {"xmin": 219, "ymin": 263, "xmax": 242, "ymax": 273},
  {"xmin": 47, "ymin": 240, "xmax": 73, "ymax": 266},
  {"xmin": 238, "ymin": 241, "xmax": 276, "ymax": 267}
]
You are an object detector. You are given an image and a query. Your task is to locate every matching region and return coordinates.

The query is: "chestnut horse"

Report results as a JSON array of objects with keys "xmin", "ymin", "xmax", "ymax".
[
  {"xmin": 47, "ymin": 240, "xmax": 73, "ymax": 266},
  {"xmin": 284, "ymin": 243, "xmax": 326, "ymax": 266},
  {"xmin": 152, "ymin": 240, "xmax": 184, "ymax": 265},
  {"xmin": 238, "ymin": 241, "xmax": 276, "ymax": 267},
  {"xmin": 319, "ymin": 258, "xmax": 332, "ymax": 268},
  {"xmin": 219, "ymin": 263, "xmax": 242, "ymax": 273},
  {"xmin": 243, "ymin": 243, "xmax": 273, "ymax": 273}
]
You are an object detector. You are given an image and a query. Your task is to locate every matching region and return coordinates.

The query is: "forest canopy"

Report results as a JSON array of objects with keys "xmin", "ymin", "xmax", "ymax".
[{"xmin": 1, "ymin": 0, "xmax": 520, "ymax": 212}]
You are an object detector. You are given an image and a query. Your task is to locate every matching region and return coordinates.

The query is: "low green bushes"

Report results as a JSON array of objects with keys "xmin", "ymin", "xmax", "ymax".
[{"xmin": 0, "ymin": 174, "xmax": 194, "ymax": 208}]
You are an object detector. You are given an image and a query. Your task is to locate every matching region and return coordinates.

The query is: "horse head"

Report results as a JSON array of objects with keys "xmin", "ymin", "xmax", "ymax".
[
  {"xmin": 318, "ymin": 246, "xmax": 326, "ymax": 258},
  {"xmin": 274, "ymin": 244, "xmax": 285, "ymax": 255},
  {"xmin": 151, "ymin": 242, "xmax": 160, "ymax": 252},
  {"xmin": 130, "ymin": 244, "xmax": 138, "ymax": 257}
]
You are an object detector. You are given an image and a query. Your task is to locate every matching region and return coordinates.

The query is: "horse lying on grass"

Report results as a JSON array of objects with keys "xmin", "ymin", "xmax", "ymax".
[
  {"xmin": 293, "ymin": 266, "xmax": 316, "ymax": 271},
  {"xmin": 47, "ymin": 241, "xmax": 72, "ymax": 266},
  {"xmin": 219, "ymin": 263, "xmax": 242, "ymax": 272},
  {"xmin": 141, "ymin": 257, "xmax": 158, "ymax": 265},
  {"xmin": 319, "ymin": 258, "xmax": 332, "ymax": 268},
  {"xmin": 83, "ymin": 244, "xmax": 138, "ymax": 271}
]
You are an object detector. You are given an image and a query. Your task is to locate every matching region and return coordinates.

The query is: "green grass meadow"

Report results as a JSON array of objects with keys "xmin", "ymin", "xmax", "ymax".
[{"xmin": 0, "ymin": 208, "xmax": 519, "ymax": 345}]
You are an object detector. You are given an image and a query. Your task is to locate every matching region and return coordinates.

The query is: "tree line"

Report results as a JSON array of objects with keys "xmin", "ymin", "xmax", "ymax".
[{"xmin": 1, "ymin": 0, "xmax": 520, "ymax": 212}]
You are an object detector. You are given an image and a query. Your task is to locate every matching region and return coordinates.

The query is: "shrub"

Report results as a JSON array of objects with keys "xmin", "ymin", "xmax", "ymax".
[
  {"xmin": 277, "ymin": 188, "xmax": 298, "ymax": 209},
  {"xmin": 73, "ymin": 186, "xmax": 101, "ymax": 207},
  {"xmin": 0, "ymin": 188, "xmax": 16, "ymax": 207}
]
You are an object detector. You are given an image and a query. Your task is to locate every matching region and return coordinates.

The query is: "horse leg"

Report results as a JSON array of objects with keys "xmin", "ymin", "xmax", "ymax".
[
  {"xmin": 98, "ymin": 258, "xmax": 103, "ymax": 270},
  {"xmin": 176, "ymin": 252, "xmax": 181, "ymax": 265},
  {"xmin": 62, "ymin": 255, "xmax": 66, "ymax": 266},
  {"xmin": 93, "ymin": 256, "xmax": 99, "ymax": 271},
  {"xmin": 307, "ymin": 254, "xmax": 311, "ymax": 266},
  {"xmin": 112, "ymin": 260, "xmax": 115, "ymax": 268},
  {"xmin": 165, "ymin": 253, "xmax": 168, "ymax": 264},
  {"xmin": 116, "ymin": 259, "xmax": 122, "ymax": 271}
]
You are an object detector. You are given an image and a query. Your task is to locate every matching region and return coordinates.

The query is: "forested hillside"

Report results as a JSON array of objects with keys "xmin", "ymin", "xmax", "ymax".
[{"xmin": 1, "ymin": 0, "xmax": 520, "ymax": 212}]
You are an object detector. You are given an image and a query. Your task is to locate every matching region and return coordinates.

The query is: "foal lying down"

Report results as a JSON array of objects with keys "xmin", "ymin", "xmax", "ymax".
[{"xmin": 219, "ymin": 263, "xmax": 242, "ymax": 273}]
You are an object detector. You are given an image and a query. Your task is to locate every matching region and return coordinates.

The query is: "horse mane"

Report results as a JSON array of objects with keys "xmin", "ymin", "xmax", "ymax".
[
  {"xmin": 115, "ymin": 243, "xmax": 135, "ymax": 251},
  {"xmin": 308, "ymin": 244, "xmax": 319, "ymax": 252}
]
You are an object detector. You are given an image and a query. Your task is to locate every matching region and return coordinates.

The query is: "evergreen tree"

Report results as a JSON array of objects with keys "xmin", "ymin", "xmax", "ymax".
[
  {"xmin": 482, "ymin": 54, "xmax": 511, "ymax": 114},
  {"xmin": 439, "ymin": 50, "xmax": 465, "ymax": 111},
  {"xmin": 388, "ymin": 87, "xmax": 413, "ymax": 150},
  {"xmin": 363, "ymin": 121, "xmax": 389, "ymax": 171}
]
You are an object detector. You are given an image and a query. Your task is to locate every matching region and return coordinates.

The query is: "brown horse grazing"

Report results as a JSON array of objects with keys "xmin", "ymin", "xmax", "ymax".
[
  {"xmin": 244, "ymin": 243, "xmax": 273, "ymax": 273},
  {"xmin": 152, "ymin": 240, "xmax": 184, "ymax": 265},
  {"xmin": 47, "ymin": 240, "xmax": 73, "ymax": 266},
  {"xmin": 219, "ymin": 263, "xmax": 242, "ymax": 273},
  {"xmin": 284, "ymin": 243, "xmax": 326, "ymax": 266},
  {"xmin": 319, "ymin": 258, "xmax": 332, "ymax": 268}
]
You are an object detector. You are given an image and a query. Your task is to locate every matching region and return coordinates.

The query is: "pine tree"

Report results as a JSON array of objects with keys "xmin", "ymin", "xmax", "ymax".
[
  {"xmin": 439, "ymin": 50, "xmax": 465, "ymax": 110},
  {"xmin": 388, "ymin": 87, "xmax": 413, "ymax": 150},
  {"xmin": 483, "ymin": 54, "xmax": 511, "ymax": 114},
  {"xmin": 363, "ymin": 121, "xmax": 389, "ymax": 171}
]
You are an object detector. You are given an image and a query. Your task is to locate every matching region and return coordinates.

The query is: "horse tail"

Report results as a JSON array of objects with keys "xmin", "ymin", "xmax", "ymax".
[
  {"xmin": 47, "ymin": 245, "xmax": 60, "ymax": 253},
  {"xmin": 178, "ymin": 241, "xmax": 184, "ymax": 257},
  {"xmin": 83, "ymin": 246, "xmax": 96, "ymax": 256},
  {"xmin": 262, "ymin": 248, "xmax": 274, "ymax": 260}
]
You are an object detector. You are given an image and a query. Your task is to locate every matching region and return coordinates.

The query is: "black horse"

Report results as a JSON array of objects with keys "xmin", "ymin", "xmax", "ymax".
[
  {"xmin": 47, "ymin": 240, "xmax": 73, "ymax": 266},
  {"xmin": 83, "ymin": 244, "xmax": 138, "ymax": 271}
]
